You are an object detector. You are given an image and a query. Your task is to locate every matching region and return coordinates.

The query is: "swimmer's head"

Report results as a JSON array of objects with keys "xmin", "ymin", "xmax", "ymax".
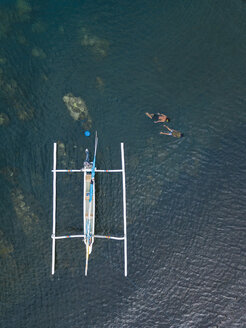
[
  {"xmin": 166, "ymin": 118, "xmax": 170, "ymax": 122},
  {"xmin": 173, "ymin": 131, "xmax": 182, "ymax": 138}
]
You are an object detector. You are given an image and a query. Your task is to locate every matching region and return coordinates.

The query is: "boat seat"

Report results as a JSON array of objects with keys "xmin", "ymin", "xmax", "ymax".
[{"xmin": 86, "ymin": 175, "xmax": 91, "ymax": 181}]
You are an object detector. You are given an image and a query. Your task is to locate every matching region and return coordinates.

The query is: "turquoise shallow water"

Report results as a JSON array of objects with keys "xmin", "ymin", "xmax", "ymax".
[{"xmin": 1, "ymin": 1, "xmax": 246, "ymax": 327}]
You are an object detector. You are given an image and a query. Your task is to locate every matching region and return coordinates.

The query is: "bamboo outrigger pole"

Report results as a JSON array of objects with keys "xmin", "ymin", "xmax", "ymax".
[
  {"xmin": 121, "ymin": 143, "xmax": 127, "ymax": 277},
  {"xmin": 51, "ymin": 143, "xmax": 57, "ymax": 275}
]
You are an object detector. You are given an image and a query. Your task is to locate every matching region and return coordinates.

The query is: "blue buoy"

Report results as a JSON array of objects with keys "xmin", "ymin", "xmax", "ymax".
[{"xmin": 84, "ymin": 130, "xmax": 90, "ymax": 137}]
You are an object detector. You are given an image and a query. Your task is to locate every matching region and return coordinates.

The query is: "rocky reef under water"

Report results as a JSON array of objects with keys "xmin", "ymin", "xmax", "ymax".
[
  {"xmin": 63, "ymin": 93, "xmax": 92, "ymax": 129},
  {"xmin": 0, "ymin": 64, "xmax": 35, "ymax": 124},
  {"xmin": 79, "ymin": 27, "xmax": 109, "ymax": 58},
  {"xmin": 0, "ymin": 112, "xmax": 10, "ymax": 126}
]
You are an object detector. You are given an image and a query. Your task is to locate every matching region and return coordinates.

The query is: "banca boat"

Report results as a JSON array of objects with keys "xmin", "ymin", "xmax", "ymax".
[{"xmin": 51, "ymin": 132, "xmax": 127, "ymax": 276}]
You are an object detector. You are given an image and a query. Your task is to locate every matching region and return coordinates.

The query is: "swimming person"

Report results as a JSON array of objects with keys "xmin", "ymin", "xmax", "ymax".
[
  {"xmin": 145, "ymin": 112, "xmax": 170, "ymax": 123},
  {"xmin": 160, "ymin": 125, "xmax": 182, "ymax": 138}
]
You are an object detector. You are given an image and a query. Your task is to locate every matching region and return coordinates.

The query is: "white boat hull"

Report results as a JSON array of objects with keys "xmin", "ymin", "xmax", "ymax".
[{"xmin": 83, "ymin": 169, "xmax": 95, "ymax": 254}]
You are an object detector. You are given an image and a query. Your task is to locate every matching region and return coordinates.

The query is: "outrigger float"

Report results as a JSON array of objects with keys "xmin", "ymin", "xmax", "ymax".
[{"xmin": 51, "ymin": 132, "xmax": 127, "ymax": 276}]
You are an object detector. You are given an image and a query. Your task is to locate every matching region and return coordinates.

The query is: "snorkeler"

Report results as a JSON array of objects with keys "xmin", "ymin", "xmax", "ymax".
[
  {"xmin": 160, "ymin": 125, "xmax": 182, "ymax": 138},
  {"xmin": 145, "ymin": 112, "xmax": 170, "ymax": 123}
]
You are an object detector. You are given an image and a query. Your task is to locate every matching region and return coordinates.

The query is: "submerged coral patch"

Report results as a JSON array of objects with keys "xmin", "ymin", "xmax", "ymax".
[
  {"xmin": 17, "ymin": 107, "xmax": 34, "ymax": 121},
  {"xmin": 31, "ymin": 21, "xmax": 46, "ymax": 33},
  {"xmin": 80, "ymin": 28, "xmax": 109, "ymax": 57},
  {"xmin": 96, "ymin": 76, "xmax": 105, "ymax": 91},
  {"xmin": 63, "ymin": 93, "xmax": 92, "ymax": 128},
  {"xmin": 0, "ymin": 113, "xmax": 10, "ymax": 126},
  {"xmin": 0, "ymin": 57, "xmax": 7, "ymax": 64},
  {"xmin": 16, "ymin": 0, "xmax": 32, "ymax": 20},
  {"xmin": 11, "ymin": 188, "xmax": 39, "ymax": 236},
  {"xmin": 31, "ymin": 47, "xmax": 46, "ymax": 59},
  {"xmin": 0, "ymin": 230, "xmax": 14, "ymax": 257}
]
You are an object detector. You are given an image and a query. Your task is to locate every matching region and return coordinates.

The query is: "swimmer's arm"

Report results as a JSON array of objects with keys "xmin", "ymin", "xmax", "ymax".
[
  {"xmin": 163, "ymin": 124, "xmax": 171, "ymax": 131},
  {"xmin": 160, "ymin": 132, "xmax": 171, "ymax": 135},
  {"xmin": 154, "ymin": 119, "xmax": 162, "ymax": 123},
  {"xmin": 145, "ymin": 112, "xmax": 153, "ymax": 119}
]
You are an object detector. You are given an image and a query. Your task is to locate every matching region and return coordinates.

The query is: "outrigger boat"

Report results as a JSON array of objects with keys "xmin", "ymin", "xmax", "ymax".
[
  {"xmin": 83, "ymin": 132, "xmax": 98, "ymax": 276},
  {"xmin": 51, "ymin": 132, "xmax": 127, "ymax": 276}
]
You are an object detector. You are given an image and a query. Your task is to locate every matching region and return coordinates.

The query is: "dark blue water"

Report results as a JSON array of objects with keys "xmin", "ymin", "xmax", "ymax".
[{"xmin": 1, "ymin": 1, "xmax": 246, "ymax": 327}]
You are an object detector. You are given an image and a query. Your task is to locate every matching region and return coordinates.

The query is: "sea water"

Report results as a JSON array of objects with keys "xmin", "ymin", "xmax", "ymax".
[{"xmin": 1, "ymin": 1, "xmax": 246, "ymax": 327}]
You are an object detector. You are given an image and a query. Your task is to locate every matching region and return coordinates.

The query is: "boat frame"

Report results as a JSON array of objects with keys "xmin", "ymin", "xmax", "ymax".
[
  {"xmin": 83, "ymin": 166, "xmax": 96, "ymax": 256},
  {"xmin": 51, "ymin": 141, "xmax": 127, "ymax": 276}
]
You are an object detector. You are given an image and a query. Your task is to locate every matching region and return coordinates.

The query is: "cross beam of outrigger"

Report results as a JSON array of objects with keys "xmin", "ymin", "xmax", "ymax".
[{"xmin": 51, "ymin": 133, "xmax": 128, "ymax": 276}]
